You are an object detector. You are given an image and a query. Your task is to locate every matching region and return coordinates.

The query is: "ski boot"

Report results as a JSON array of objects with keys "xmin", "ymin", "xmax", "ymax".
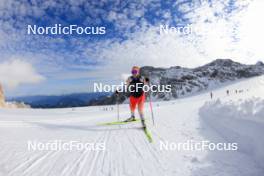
[
  {"xmin": 124, "ymin": 115, "xmax": 136, "ymax": 122},
  {"xmin": 141, "ymin": 119, "xmax": 147, "ymax": 130}
]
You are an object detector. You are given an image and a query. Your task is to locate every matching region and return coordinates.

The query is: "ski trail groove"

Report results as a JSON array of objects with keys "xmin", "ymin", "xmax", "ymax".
[
  {"xmin": 22, "ymin": 150, "xmax": 58, "ymax": 176},
  {"xmin": 124, "ymin": 129, "xmax": 144, "ymax": 158},
  {"xmin": 87, "ymin": 130, "xmax": 110, "ymax": 176},
  {"xmin": 8, "ymin": 151, "xmax": 51, "ymax": 175},
  {"xmin": 61, "ymin": 131, "xmax": 106, "ymax": 176}
]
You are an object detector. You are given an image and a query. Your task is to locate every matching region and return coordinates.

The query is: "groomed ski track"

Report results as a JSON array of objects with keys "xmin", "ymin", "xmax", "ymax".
[{"xmin": 0, "ymin": 76, "xmax": 264, "ymax": 176}]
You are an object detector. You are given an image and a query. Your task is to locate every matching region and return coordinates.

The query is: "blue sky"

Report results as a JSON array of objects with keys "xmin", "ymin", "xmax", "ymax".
[{"xmin": 0, "ymin": 0, "xmax": 263, "ymax": 97}]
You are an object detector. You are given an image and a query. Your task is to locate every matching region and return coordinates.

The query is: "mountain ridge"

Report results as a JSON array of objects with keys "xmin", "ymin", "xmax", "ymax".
[
  {"xmin": 8, "ymin": 92, "xmax": 110, "ymax": 108},
  {"xmin": 88, "ymin": 59, "xmax": 264, "ymax": 105}
]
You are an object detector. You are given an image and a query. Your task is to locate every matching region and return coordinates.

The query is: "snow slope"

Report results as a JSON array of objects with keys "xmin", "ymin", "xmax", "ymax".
[
  {"xmin": 200, "ymin": 98, "xmax": 264, "ymax": 169},
  {"xmin": 0, "ymin": 75, "xmax": 264, "ymax": 176}
]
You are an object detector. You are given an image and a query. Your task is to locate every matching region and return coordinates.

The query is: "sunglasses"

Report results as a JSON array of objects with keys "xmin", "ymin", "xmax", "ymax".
[{"xmin": 131, "ymin": 70, "xmax": 139, "ymax": 74}]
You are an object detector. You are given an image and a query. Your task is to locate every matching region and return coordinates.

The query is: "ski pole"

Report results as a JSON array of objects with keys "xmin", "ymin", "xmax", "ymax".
[
  {"xmin": 116, "ymin": 92, "xmax": 120, "ymax": 121},
  {"xmin": 149, "ymin": 92, "xmax": 155, "ymax": 126}
]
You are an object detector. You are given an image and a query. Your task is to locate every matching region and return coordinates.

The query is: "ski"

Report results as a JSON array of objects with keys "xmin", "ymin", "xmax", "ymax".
[
  {"xmin": 98, "ymin": 119, "xmax": 153, "ymax": 142},
  {"xmin": 143, "ymin": 127, "xmax": 153, "ymax": 143},
  {"xmin": 98, "ymin": 119, "xmax": 141, "ymax": 126}
]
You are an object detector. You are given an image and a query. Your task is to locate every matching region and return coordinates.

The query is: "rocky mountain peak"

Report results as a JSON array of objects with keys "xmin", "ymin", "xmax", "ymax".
[
  {"xmin": 256, "ymin": 61, "xmax": 264, "ymax": 66},
  {"xmin": 204, "ymin": 59, "xmax": 242, "ymax": 67},
  {"xmin": 0, "ymin": 83, "xmax": 5, "ymax": 107},
  {"xmin": 0, "ymin": 84, "xmax": 30, "ymax": 109}
]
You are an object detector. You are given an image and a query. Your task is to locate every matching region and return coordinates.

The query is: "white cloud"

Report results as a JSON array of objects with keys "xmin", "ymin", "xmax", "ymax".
[
  {"xmin": 82, "ymin": 27, "xmax": 206, "ymax": 83},
  {"xmin": 1, "ymin": 0, "xmax": 263, "ymax": 95},
  {"xmin": 87, "ymin": 0, "xmax": 263, "ymax": 82},
  {"xmin": 0, "ymin": 59, "xmax": 45, "ymax": 89},
  {"xmin": 187, "ymin": 0, "xmax": 264, "ymax": 64},
  {"xmin": 233, "ymin": 0, "xmax": 264, "ymax": 60}
]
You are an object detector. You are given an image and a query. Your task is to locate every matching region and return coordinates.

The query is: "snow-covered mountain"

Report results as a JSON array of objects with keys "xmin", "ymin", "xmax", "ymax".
[
  {"xmin": 141, "ymin": 59, "xmax": 264, "ymax": 99},
  {"xmin": 90, "ymin": 59, "xmax": 264, "ymax": 105}
]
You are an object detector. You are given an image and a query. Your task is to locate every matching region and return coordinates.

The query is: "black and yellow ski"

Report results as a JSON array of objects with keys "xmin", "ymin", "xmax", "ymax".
[
  {"xmin": 143, "ymin": 127, "xmax": 153, "ymax": 143},
  {"xmin": 97, "ymin": 119, "xmax": 140, "ymax": 126},
  {"xmin": 98, "ymin": 119, "xmax": 153, "ymax": 143}
]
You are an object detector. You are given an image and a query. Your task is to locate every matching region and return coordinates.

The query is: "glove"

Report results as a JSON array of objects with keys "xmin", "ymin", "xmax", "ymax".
[{"xmin": 145, "ymin": 77, "xmax": 150, "ymax": 83}]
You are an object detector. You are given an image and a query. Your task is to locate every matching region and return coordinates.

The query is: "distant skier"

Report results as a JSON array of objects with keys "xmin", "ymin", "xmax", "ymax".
[
  {"xmin": 226, "ymin": 90, "xmax": 229, "ymax": 96},
  {"xmin": 116, "ymin": 66, "xmax": 149, "ymax": 129},
  {"xmin": 210, "ymin": 92, "xmax": 213, "ymax": 99}
]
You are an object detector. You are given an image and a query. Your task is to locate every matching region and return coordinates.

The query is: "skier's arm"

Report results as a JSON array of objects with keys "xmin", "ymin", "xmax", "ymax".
[
  {"xmin": 116, "ymin": 77, "xmax": 132, "ymax": 95},
  {"xmin": 126, "ymin": 77, "xmax": 132, "ymax": 85}
]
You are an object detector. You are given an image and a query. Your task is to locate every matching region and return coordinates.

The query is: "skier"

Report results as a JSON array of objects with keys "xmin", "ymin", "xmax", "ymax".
[
  {"xmin": 210, "ymin": 92, "xmax": 213, "ymax": 99},
  {"xmin": 116, "ymin": 66, "xmax": 149, "ymax": 129}
]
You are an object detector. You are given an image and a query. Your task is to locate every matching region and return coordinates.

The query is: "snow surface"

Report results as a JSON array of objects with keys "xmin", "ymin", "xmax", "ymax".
[
  {"xmin": 199, "ymin": 98, "xmax": 264, "ymax": 169},
  {"xmin": 0, "ymin": 75, "xmax": 264, "ymax": 176}
]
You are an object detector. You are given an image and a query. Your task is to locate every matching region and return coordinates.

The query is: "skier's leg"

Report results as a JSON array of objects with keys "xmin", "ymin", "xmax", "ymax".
[
  {"xmin": 138, "ymin": 94, "xmax": 146, "ymax": 128},
  {"xmin": 130, "ymin": 96, "xmax": 137, "ymax": 118},
  {"xmin": 125, "ymin": 96, "xmax": 136, "ymax": 122},
  {"xmin": 139, "ymin": 113, "xmax": 146, "ymax": 128}
]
